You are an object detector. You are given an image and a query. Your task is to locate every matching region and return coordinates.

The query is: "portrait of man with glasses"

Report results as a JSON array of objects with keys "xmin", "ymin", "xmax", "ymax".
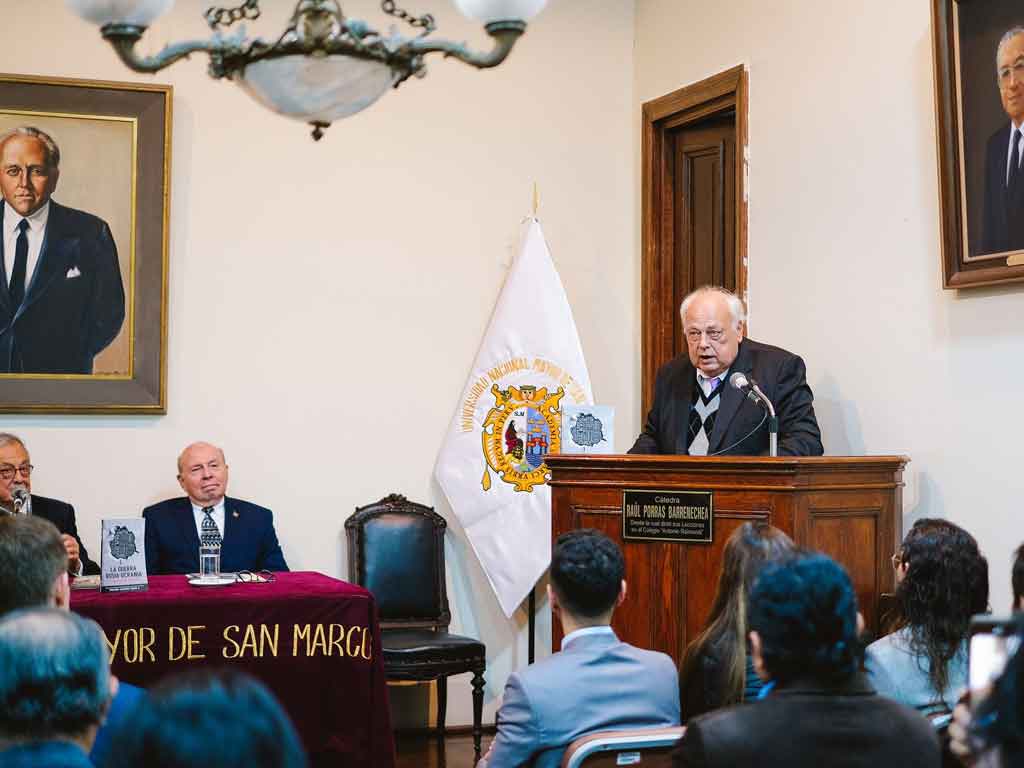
[
  {"xmin": 629, "ymin": 286, "xmax": 823, "ymax": 457},
  {"xmin": 982, "ymin": 27, "xmax": 1024, "ymax": 254},
  {"xmin": 0, "ymin": 432, "xmax": 98, "ymax": 575}
]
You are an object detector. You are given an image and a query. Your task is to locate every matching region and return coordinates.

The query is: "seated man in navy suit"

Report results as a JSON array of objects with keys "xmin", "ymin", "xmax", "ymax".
[{"xmin": 143, "ymin": 441, "xmax": 288, "ymax": 575}]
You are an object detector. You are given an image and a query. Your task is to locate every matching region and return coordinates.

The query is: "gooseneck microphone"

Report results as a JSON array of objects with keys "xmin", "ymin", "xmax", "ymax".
[{"xmin": 728, "ymin": 372, "xmax": 779, "ymax": 457}]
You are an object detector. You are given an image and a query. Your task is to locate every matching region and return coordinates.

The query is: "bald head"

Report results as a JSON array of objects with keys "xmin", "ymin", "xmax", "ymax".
[
  {"xmin": 680, "ymin": 286, "xmax": 746, "ymax": 377},
  {"xmin": 176, "ymin": 442, "xmax": 229, "ymax": 506}
]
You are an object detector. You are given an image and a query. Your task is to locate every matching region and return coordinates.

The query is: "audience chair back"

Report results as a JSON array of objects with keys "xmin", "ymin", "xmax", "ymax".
[
  {"xmin": 345, "ymin": 494, "xmax": 486, "ymax": 759},
  {"xmin": 560, "ymin": 727, "xmax": 685, "ymax": 768}
]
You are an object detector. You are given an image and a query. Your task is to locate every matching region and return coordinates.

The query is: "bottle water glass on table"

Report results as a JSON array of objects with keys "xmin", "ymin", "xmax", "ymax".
[{"xmin": 199, "ymin": 543, "xmax": 221, "ymax": 579}]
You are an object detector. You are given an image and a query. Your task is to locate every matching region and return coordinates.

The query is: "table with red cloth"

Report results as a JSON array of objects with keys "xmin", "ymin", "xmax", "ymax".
[{"xmin": 71, "ymin": 571, "xmax": 395, "ymax": 768}]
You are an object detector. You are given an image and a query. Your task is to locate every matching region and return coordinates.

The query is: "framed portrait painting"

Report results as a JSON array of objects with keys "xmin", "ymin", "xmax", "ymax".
[
  {"xmin": 0, "ymin": 74, "xmax": 170, "ymax": 413},
  {"xmin": 933, "ymin": 1, "xmax": 1024, "ymax": 289}
]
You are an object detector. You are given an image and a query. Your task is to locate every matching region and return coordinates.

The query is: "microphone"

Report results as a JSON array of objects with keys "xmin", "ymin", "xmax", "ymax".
[
  {"xmin": 727, "ymin": 372, "xmax": 779, "ymax": 457},
  {"xmin": 11, "ymin": 485, "xmax": 30, "ymax": 515},
  {"xmin": 729, "ymin": 372, "xmax": 759, "ymax": 404}
]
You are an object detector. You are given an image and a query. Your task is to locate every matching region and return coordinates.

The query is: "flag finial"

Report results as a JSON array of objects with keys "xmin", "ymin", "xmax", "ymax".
[{"xmin": 532, "ymin": 181, "xmax": 539, "ymax": 218}]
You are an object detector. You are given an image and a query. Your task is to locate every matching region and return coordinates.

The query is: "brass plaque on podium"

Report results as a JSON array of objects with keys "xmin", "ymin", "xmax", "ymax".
[{"xmin": 622, "ymin": 490, "xmax": 713, "ymax": 543}]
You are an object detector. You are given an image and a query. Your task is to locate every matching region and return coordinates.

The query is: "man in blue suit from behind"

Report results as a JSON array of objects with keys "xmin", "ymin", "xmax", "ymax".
[
  {"xmin": 479, "ymin": 530, "xmax": 679, "ymax": 768},
  {"xmin": 143, "ymin": 441, "xmax": 288, "ymax": 575}
]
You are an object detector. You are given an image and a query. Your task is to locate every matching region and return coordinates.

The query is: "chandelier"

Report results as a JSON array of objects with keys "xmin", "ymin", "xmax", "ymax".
[{"xmin": 66, "ymin": 0, "xmax": 547, "ymax": 139}]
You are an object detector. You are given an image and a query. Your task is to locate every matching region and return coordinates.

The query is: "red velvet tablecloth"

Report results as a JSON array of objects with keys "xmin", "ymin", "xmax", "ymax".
[{"xmin": 72, "ymin": 571, "xmax": 395, "ymax": 768}]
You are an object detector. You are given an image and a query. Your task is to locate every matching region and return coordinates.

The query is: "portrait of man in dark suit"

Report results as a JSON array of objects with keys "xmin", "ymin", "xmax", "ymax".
[
  {"xmin": 982, "ymin": 27, "xmax": 1024, "ymax": 254},
  {"xmin": 0, "ymin": 126, "xmax": 125, "ymax": 374}
]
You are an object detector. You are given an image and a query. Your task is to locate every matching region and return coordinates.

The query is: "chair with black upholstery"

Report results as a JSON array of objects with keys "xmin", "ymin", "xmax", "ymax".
[{"xmin": 345, "ymin": 494, "xmax": 486, "ymax": 757}]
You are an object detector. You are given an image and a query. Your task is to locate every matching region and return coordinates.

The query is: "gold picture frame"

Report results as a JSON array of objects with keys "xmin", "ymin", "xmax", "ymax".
[{"xmin": 0, "ymin": 74, "xmax": 170, "ymax": 412}]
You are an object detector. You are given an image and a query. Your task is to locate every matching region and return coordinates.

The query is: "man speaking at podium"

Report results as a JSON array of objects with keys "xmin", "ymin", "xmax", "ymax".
[{"xmin": 629, "ymin": 287, "xmax": 822, "ymax": 457}]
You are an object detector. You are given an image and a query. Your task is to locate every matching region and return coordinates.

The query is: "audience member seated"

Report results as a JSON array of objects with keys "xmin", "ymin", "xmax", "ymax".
[
  {"xmin": 678, "ymin": 522, "xmax": 794, "ymax": 721},
  {"xmin": 948, "ymin": 616, "xmax": 1024, "ymax": 767},
  {"xmin": 0, "ymin": 515, "xmax": 144, "ymax": 767},
  {"xmin": 143, "ymin": 441, "xmax": 288, "ymax": 575},
  {"xmin": 673, "ymin": 552, "xmax": 941, "ymax": 768},
  {"xmin": 0, "ymin": 432, "xmax": 98, "ymax": 575},
  {"xmin": 866, "ymin": 519, "xmax": 988, "ymax": 717},
  {"xmin": 1012, "ymin": 543, "xmax": 1024, "ymax": 612},
  {"xmin": 0, "ymin": 608, "xmax": 116, "ymax": 768},
  {"xmin": 479, "ymin": 529, "xmax": 679, "ymax": 768},
  {"xmin": 108, "ymin": 669, "xmax": 306, "ymax": 768}
]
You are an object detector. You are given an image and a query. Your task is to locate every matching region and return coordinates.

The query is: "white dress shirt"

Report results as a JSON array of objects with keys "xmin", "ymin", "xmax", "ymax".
[
  {"xmin": 1006, "ymin": 120, "xmax": 1024, "ymax": 185},
  {"xmin": 561, "ymin": 624, "xmax": 615, "ymax": 650},
  {"xmin": 3, "ymin": 200, "xmax": 49, "ymax": 294},
  {"xmin": 697, "ymin": 368, "xmax": 730, "ymax": 398},
  {"xmin": 191, "ymin": 498, "xmax": 225, "ymax": 542}
]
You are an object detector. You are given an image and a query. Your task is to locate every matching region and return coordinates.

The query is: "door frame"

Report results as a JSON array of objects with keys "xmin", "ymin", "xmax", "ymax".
[{"xmin": 641, "ymin": 65, "xmax": 749, "ymax": 418}]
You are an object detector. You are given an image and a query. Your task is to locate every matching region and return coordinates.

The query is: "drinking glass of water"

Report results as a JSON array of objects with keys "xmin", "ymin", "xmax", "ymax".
[{"xmin": 199, "ymin": 543, "xmax": 221, "ymax": 579}]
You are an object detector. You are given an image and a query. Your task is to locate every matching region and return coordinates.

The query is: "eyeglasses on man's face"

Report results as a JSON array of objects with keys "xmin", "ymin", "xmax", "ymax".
[
  {"xmin": 0, "ymin": 464, "xmax": 33, "ymax": 482},
  {"xmin": 685, "ymin": 327, "xmax": 726, "ymax": 343}
]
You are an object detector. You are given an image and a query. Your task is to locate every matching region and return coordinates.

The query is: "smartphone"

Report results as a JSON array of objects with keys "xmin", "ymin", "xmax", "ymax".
[{"xmin": 968, "ymin": 615, "xmax": 1021, "ymax": 698}]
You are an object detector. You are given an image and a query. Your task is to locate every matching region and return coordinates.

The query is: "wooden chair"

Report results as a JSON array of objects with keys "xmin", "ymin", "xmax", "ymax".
[
  {"xmin": 345, "ymin": 494, "xmax": 486, "ymax": 758},
  {"xmin": 560, "ymin": 726, "xmax": 685, "ymax": 768}
]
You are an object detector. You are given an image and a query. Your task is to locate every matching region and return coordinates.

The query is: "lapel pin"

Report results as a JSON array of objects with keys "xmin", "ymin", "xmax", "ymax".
[{"xmin": 233, "ymin": 511, "xmax": 239, "ymax": 518}]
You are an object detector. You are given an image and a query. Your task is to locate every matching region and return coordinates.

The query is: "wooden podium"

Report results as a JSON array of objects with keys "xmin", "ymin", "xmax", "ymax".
[{"xmin": 546, "ymin": 454, "xmax": 908, "ymax": 665}]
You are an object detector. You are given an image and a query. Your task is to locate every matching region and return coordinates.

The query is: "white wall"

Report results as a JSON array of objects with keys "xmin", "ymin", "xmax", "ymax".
[
  {"xmin": 10, "ymin": 0, "xmax": 1013, "ymax": 731},
  {"xmin": 635, "ymin": 0, "xmax": 1024, "ymax": 611},
  {"xmin": 3, "ymin": 0, "xmax": 636, "ymax": 727}
]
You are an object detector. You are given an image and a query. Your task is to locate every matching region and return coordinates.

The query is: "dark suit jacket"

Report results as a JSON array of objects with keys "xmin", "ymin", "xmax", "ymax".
[
  {"xmin": 90, "ymin": 681, "xmax": 145, "ymax": 768},
  {"xmin": 0, "ymin": 741, "xmax": 94, "ymax": 768},
  {"xmin": 673, "ymin": 674, "xmax": 940, "ymax": 768},
  {"xmin": 629, "ymin": 338, "xmax": 823, "ymax": 456},
  {"xmin": 142, "ymin": 496, "xmax": 289, "ymax": 575},
  {"xmin": 982, "ymin": 123, "xmax": 1024, "ymax": 254},
  {"xmin": 0, "ymin": 199, "xmax": 125, "ymax": 373},
  {"xmin": 30, "ymin": 494, "xmax": 100, "ymax": 575}
]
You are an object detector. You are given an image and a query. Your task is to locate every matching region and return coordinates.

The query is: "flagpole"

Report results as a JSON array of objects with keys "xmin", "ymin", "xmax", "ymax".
[
  {"xmin": 528, "ymin": 181, "xmax": 538, "ymax": 666},
  {"xmin": 527, "ymin": 585, "xmax": 536, "ymax": 664}
]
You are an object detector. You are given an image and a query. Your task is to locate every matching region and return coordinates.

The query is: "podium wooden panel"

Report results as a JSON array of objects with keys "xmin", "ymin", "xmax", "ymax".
[{"xmin": 547, "ymin": 455, "xmax": 908, "ymax": 665}]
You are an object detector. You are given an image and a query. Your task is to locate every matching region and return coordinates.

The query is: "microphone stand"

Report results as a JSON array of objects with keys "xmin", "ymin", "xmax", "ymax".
[{"xmin": 748, "ymin": 380, "xmax": 779, "ymax": 457}]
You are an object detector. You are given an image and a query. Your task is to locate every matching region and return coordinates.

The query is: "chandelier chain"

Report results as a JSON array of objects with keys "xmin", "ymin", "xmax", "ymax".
[
  {"xmin": 205, "ymin": 0, "xmax": 261, "ymax": 30},
  {"xmin": 381, "ymin": 1, "xmax": 436, "ymax": 34}
]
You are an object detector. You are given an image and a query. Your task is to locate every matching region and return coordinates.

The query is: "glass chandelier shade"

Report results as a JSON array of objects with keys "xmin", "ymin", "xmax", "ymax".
[
  {"xmin": 452, "ymin": 0, "xmax": 547, "ymax": 24},
  {"xmin": 237, "ymin": 55, "xmax": 397, "ymax": 124},
  {"xmin": 65, "ymin": 0, "xmax": 173, "ymax": 26}
]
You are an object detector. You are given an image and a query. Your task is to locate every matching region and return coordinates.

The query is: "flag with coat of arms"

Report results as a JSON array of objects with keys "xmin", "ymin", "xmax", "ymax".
[{"xmin": 435, "ymin": 218, "xmax": 593, "ymax": 618}]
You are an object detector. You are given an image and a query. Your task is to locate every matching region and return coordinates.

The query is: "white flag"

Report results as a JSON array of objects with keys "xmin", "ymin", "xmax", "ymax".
[{"xmin": 435, "ymin": 219, "xmax": 593, "ymax": 618}]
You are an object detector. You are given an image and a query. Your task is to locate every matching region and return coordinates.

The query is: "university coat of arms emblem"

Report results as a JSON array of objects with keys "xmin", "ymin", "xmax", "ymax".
[{"xmin": 481, "ymin": 383, "xmax": 564, "ymax": 492}]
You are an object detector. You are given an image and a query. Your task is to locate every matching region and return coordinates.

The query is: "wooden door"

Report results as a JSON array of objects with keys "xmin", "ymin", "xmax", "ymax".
[
  {"xmin": 641, "ymin": 67, "xmax": 748, "ymax": 418},
  {"xmin": 668, "ymin": 115, "xmax": 736, "ymax": 358}
]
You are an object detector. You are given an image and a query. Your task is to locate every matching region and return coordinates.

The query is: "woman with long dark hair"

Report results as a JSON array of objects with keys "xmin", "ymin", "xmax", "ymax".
[
  {"xmin": 677, "ymin": 522, "xmax": 794, "ymax": 721},
  {"xmin": 865, "ymin": 518, "xmax": 989, "ymax": 716}
]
